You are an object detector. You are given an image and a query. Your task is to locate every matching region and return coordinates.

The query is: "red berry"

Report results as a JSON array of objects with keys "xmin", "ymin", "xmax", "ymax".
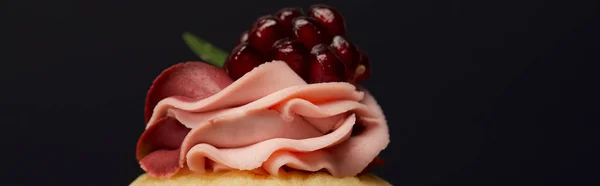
[
  {"xmin": 275, "ymin": 8, "xmax": 304, "ymax": 36},
  {"xmin": 308, "ymin": 44, "xmax": 346, "ymax": 83},
  {"xmin": 292, "ymin": 16, "xmax": 330, "ymax": 49},
  {"xmin": 248, "ymin": 15, "xmax": 286, "ymax": 55},
  {"xmin": 238, "ymin": 30, "xmax": 248, "ymax": 44},
  {"xmin": 308, "ymin": 4, "xmax": 347, "ymax": 37},
  {"xmin": 272, "ymin": 38, "xmax": 309, "ymax": 79},
  {"xmin": 330, "ymin": 35, "xmax": 360, "ymax": 79},
  {"xmin": 224, "ymin": 43, "xmax": 265, "ymax": 80},
  {"xmin": 354, "ymin": 48, "xmax": 371, "ymax": 83}
]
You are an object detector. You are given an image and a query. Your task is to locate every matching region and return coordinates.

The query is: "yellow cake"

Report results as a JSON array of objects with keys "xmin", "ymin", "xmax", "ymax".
[{"xmin": 130, "ymin": 169, "xmax": 391, "ymax": 186}]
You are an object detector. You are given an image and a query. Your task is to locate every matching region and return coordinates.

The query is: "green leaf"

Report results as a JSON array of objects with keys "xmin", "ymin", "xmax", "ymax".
[{"xmin": 182, "ymin": 32, "xmax": 228, "ymax": 68}]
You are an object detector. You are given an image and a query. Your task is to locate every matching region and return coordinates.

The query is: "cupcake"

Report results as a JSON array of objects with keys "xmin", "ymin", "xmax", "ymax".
[{"xmin": 131, "ymin": 4, "xmax": 391, "ymax": 186}]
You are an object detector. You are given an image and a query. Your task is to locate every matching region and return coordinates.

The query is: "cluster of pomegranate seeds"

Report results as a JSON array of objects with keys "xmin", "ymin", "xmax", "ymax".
[{"xmin": 224, "ymin": 4, "xmax": 371, "ymax": 84}]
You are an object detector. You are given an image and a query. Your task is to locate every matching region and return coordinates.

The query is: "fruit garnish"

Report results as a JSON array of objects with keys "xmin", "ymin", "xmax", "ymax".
[
  {"xmin": 292, "ymin": 16, "xmax": 331, "ymax": 49},
  {"xmin": 273, "ymin": 38, "xmax": 310, "ymax": 80},
  {"xmin": 183, "ymin": 4, "xmax": 372, "ymax": 84},
  {"xmin": 223, "ymin": 43, "xmax": 265, "ymax": 80},
  {"xmin": 144, "ymin": 62, "xmax": 233, "ymax": 123},
  {"xmin": 353, "ymin": 48, "xmax": 372, "ymax": 83},
  {"xmin": 308, "ymin": 44, "xmax": 346, "ymax": 83},
  {"xmin": 238, "ymin": 31, "xmax": 249, "ymax": 44},
  {"xmin": 330, "ymin": 35, "xmax": 360, "ymax": 81},
  {"xmin": 275, "ymin": 8, "xmax": 304, "ymax": 37},
  {"xmin": 248, "ymin": 15, "xmax": 286, "ymax": 55},
  {"xmin": 308, "ymin": 4, "xmax": 347, "ymax": 37}
]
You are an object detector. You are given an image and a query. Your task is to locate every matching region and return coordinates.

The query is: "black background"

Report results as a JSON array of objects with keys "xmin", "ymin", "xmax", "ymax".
[{"xmin": 2, "ymin": 0, "xmax": 599, "ymax": 185}]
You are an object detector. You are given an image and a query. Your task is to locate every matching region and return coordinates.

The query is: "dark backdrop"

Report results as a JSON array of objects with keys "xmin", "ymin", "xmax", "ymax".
[{"xmin": 2, "ymin": 0, "xmax": 599, "ymax": 185}]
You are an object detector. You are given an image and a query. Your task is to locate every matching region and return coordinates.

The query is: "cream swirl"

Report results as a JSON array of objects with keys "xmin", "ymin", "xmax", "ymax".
[{"xmin": 138, "ymin": 61, "xmax": 389, "ymax": 178}]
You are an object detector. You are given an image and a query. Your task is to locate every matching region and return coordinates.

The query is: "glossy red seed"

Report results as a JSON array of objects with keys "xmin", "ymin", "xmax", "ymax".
[
  {"xmin": 308, "ymin": 44, "xmax": 346, "ymax": 83},
  {"xmin": 224, "ymin": 43, "xmax": 265, "ymax": 80},
  {"xmin": 248, "ymin": 15, "xmax": 286, "ymax": 55},
  {"xmin": 354, "ymin": 48, "xmax": 371, "ymax": 83},
  {"xmin": 330, "ymin": 35, "xmax": 360, "ymax": 79},
  {"xmin": 272, "ymin": 38, "xmax": 309, "ymax": 79},
  {"xmin": 308, "ymin": 4, "xmax": 347, "ymax": 37},
  {"xmin": 238, "ymin": 30, "xmax": 248, "ymax": 44},
  {"xmin": 275, "ymin": 8, "xmax": 303, "ymax": 36},
  {"xmin": 292, "ymin": 16, "xmax": 330, "ymax": 49}
]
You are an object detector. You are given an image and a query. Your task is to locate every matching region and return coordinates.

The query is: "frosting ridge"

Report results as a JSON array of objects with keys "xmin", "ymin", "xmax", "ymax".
[{"xmin": 136, "ymin": 61, "xmax": 389, "ymax": 178}]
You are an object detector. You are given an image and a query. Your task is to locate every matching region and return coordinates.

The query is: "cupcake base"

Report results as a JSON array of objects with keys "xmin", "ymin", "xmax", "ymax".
[{"xmin": 130, "ymin": 169, "xmax": 391, "ymax": 186}]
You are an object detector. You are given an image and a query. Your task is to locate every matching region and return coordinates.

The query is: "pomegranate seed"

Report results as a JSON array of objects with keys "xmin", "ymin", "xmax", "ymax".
[
  {"xmin": 224, "ymin": 5, "xmax": 371, "ymax": 85},
  {"xmin": 224, "ymin": 43, "xmax": 265, "ymax": 80},
  {"xmin": 308, "ymin": 4, "xmax": 347, "ymax": 37},
  {"xmin": 272, "ymin": 38, "xmax": 309, "ymax": 80},
  {"xmin": 275, "ymin": 8, "xmax": 304, "ymax": 36},
  {"xmin": 292, "ymin": 16, "xmax": 330, "ymax": 49},
  {"xmin": 248, "ymin": 15, "xmax": 286, "ymax": 55},
  {"xmin": 353, "ymin": 48, "xmax": 371, "ymax": 83},
  {"xmin": 308, "ymin": 44, "xmax": 346, "ymax": 83},
  {"xmin": 238, "ymin": 30, "xmax": 248, "ymax": 44},
  {"xmin": 330, "ymin": 35, "xmax": 360, "ymax": 80}
]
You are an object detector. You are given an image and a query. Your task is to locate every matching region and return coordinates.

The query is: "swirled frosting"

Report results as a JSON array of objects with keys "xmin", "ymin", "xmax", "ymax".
[{"xmin": 136, "ymin": 61, "xmax": 389, "ymax": 178}]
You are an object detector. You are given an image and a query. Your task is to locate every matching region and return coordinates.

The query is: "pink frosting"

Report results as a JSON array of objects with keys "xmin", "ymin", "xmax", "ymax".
[{"xmin": 142, "ymin": 60, "xmax": 389, "ymax": 177}]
